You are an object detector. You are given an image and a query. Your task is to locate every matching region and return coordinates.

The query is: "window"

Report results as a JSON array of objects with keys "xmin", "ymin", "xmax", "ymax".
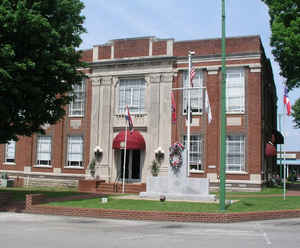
[
  {"xmin": 69, "ymin": 80, "xmax": 85, "ymax": 117},
  {"xmin": 5, "ymin": 140, "xmax": 16, "ymax": 163},
  {"xmin": 118, "ymin": 78, "xmax": 145, "ymax": 114},
  {"xmin": 67, "ymin": 136, "xmax": 83, "ymax": 168},
  {"xmin": 226, "ymin": 68, "xmax": 245, "ymax": 113},
  {"xmin": 36, "ymin": 136, "xmax": 52, "ymax": 166},
  {"xmin": 183, "ymin": 70, "xmax": 203, "ymax": 114},
  {"xmin": 183, "ymin": 135, "xmax": 203, "ymax": 171},
  {"xmin": 226, "ymin": 135, "xmax": 245, "ymax": 172}
]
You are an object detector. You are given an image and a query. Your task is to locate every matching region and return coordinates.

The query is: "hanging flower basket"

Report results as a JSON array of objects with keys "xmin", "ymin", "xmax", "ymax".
[{"xmin": 169, "ymin": 142, "xmax": 185, "ymax": 169}]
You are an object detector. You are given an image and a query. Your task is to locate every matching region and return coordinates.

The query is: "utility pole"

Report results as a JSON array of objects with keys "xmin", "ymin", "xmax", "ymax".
[{"xmin": 219, "ymin": 0, "xmax": 227, "ymax": 211}]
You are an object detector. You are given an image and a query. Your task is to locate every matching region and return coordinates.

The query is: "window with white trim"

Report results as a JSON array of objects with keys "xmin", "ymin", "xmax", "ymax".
[
  {"xmin": 182, "ymin": 70, "xmax": 203, "ymax": 114},
  {"xmin": 118, "ymin": 78, "xmax": 145, "ymax": 114},
  {"xmin": 69, "ymin": 80, "xmax": 85, "ymax": 117},
  {"xmin": 226, "ymin": 68, "xmax": 245, "ymax": 113},
  {"xmin": 226, "ymin": 135, "xmax": 245, "ymax": 172},
  {"xmin": 183, "ymin": 135, "xmax": 203, "ymax": 171},
  {"xmin": 5, "ymin": 140, "xmax": 16, "ymax": 163},
  {"xmin": 67, "ymin": 136, "xmax": 83, "ymax": 168},
  {"xmin": 36, "ymin": 136, "xmax": 52, "ymax": 166}
]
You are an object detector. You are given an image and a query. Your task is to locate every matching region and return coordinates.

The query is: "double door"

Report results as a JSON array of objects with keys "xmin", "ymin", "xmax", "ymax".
[{"xmin": 120, "ymin": 150, "xmax": 141, "ymax": 181}]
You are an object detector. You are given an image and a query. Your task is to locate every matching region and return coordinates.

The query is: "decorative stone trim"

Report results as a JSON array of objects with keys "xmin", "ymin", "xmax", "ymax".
[
  {"xmin": 93, "ymin": 46, "xmax": 98, "ymax": 62},
  {"xmin": 101, "ymin": 76, "xmax": 112, "ymax": 86},
  {"xmin": 149, "ymin": 74, "xmax": 161, "ymax": 83},
  {"xmin": 207, "ymin": 66, "xmax": 219, "ymax": 75},
  {"xmin": 161, "ymin": 73, "xmax": 173, "ymax": 83},
  {"xmin": 91, "ymin": 77, "xmax": 101, "ymax": 86},
  {"xmin": 249, "ymin": 63, "xmax": 261, "ymax": 72},
  {"xmin": 166, "ymin": 39, "xmax": 173, "ymax": 56}
]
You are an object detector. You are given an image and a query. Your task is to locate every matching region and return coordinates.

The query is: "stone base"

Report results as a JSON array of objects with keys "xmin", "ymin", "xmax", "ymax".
[
  {"xmin": 140, "ymin": 151, "xmax": 216, "ymax": 202},
  {"xmin": 139, "ymin": 192, "xmax": 216, "ymax": 202},
  {"xmin": 139, "ymin": 175, "xmax": 216, "ymax": 202}
]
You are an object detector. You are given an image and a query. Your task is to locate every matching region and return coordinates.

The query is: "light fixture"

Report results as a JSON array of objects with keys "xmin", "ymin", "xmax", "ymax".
[
  {"xmin": 94, "ymin": 146, "xmax": 103, "ymax": 161},
  {"xmin": 155, "ymin": 146, "xmax": 165, "ymax": 161}
]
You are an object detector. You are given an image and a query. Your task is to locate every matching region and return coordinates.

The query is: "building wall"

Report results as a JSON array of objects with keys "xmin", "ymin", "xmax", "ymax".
[
  {"xmin": 0, "ymin": 36, "xmax": 277, "ymax": 191},
  {"xmin": 0, "ymin": 70, "xmax": 92, "ymax": 186},
  {"xmin": 89, "ymin": 57, "xmax": 174, "ymax": 182}
]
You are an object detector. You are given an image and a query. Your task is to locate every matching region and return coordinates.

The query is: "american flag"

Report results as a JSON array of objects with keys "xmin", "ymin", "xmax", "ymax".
[
  {"xmin": 283, "ymin": 85, "xmax": 291, "ymax": 116},
  {"xmin": 190, "ymin": 67, "xmax": 196, "ymax": 87}
]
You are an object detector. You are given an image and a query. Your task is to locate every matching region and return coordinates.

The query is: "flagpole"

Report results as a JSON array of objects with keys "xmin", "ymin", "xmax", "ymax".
[
  {"xmin": 122, "ymin": 121, "xmax": 128, "ymax": 193},
  {"xmin": 283, "ymin": 112, "xmax": 286, "ymax": 200},
  {"xmin": 279, "ymin": 113, "xmax": 283, "ymax": 179},
  {"xmin": 219, "ymin": 0, "xmax": 227, "ymax": 211},
  {"xmin": 187, "ymin": 51, "xmax": 194, "ymax": 176}
]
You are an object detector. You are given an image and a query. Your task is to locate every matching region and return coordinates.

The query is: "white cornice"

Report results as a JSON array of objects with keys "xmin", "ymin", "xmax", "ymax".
[{"xmin": 176, "ymin": 53, "xmax": 261, "ymax": 64}]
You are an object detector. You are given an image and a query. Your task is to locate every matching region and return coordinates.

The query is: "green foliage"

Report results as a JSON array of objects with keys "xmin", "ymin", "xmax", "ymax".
[
  {"xmin": 288, "ymin": 172, "xmax": 297, "ymax": 182},
  {"xmin": 1, "ymin": 172, "xmax": 8, "ymax": 179},
  {"xmin": 88, "ymin": 157, "xmax": 96, "ymax": 177},
  {"xmin": 262, "ymin": 0, "xmax": 300, "ymax": 89},
  {"xmin": 151, "ymin": 159, "xmax": 160, "ymax": 176},
  {"xmin": 292, "ymin": 98, "xmax": 300, "ymax": 128},
  {"xmin": 0, "ymin": 0, "xmax": 86, "ymax": 143}
]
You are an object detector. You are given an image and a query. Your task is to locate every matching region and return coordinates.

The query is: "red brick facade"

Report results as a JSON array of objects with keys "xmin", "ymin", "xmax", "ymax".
[{"xmin": 0, "ymin": 36, "xmax": 278, "ymax": 191}]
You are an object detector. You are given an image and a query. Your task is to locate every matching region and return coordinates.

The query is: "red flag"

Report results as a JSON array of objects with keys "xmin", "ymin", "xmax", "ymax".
[
  {"xmin": 190, "ymin": 67, "xmax": 196, "ymax": 87},
  {"xmin": 284, "ymin": 85, "xmax": 291, "ymax": 115},
  {"xmin": 125, "ymin": 106, "xmax": 134, "ymax": 132},
  {"xmin": 171, "ymin": 92, "xmax": 176, "ymax": 123}
]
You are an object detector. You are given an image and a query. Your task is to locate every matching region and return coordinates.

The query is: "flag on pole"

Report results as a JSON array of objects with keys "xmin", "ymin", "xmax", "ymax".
[
  {"xmin": 125, "ymin": 106, "xmax": 134, "ymax": 132},
  {"xmin": 185, "ymin": 106, "xmax": 193, "ymax": 124},
  {"xmin": 190, "ymin": 67, "xmax": 196, "ymax": 87},
  {"xmin": 171, "ymin": 92, "xmax": 176, "ymax": 123},
  {"xmin": 283, "ymin": 85, "xmax": 291, "ymax": 116},
  {"xmin": 205, "ymin": 90, "xmax": 212, "ymax": 124}
]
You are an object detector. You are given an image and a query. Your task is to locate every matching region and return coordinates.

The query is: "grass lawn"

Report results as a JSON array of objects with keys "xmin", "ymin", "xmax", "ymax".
[
  {"xmin": 47, "ymin": 187, "xmax": 300, "ymax": 213},
  {"xmin": 220, "ymin": 186, "xmax": 284, "ymax": 199},
  {"xmin": 0, "ymin": 186, "xmax": 81, "ymax": 201}
]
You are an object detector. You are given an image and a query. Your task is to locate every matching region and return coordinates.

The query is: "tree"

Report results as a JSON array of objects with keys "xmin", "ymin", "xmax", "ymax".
[
  {"xmin": 262, "ymin": 0, "xmax": 300, "ymax": 89},
  {"xmin": 0, "ymin": 0, "xmax": 86, "ymax": 143},
  {"xmin": 292, "ymin": 98, "xmax": 300, "ymax": 128}
]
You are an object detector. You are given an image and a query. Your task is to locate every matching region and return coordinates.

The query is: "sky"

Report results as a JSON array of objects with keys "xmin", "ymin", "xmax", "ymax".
[{"xmin": 79, "ymin": 0, "xmax": 300, "ymax": 151}]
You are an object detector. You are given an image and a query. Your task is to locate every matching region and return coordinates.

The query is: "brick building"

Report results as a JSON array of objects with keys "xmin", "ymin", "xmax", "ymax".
[{"xmin": 0, "ymin": 36, "xmax": 278, "ymax": 191}]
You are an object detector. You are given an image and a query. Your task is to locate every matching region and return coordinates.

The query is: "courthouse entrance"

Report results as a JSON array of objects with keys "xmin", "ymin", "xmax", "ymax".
[{"xmin": 112, "ymin": 130, "xmax": 146, "ymax": 182}]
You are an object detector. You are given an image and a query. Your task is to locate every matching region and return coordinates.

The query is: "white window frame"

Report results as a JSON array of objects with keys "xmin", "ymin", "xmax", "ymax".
[
  {"xmin": 35, "ymin": 136, "xmax": 52, "ymax": 167},
  {"xmin": 226, "ymin": 135, "xmax": 245, "ymax": 172},
  {"xmin": 69, "ymin": 80, "xmax": 85, "ymax": 117},
  {"xmin": 118, "ymin": 78, "xmax": 145, "ymax": 114},
  {"xmin": 183, "ymin": 135, "xmax": 203, "ymax": 172},
  {"xmin": 182, "ymin": 70, "xmax": 203, "ymax": 115},
  {"xmin": 5, "ymin": 140, "xmax": 16, "ymax": 164},
  {"xmin": 226, "ymin": 68, "xmax": 245, "ymax": 114},
  {"xmin": 66, "ymin": 136, "xmax": 84, "ymax": 168}
]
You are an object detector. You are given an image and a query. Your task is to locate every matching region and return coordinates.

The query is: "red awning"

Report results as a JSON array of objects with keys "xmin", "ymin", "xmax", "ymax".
[{"xmin": 112, "ymin": 130, "xmax": 146, "ymax": 150}]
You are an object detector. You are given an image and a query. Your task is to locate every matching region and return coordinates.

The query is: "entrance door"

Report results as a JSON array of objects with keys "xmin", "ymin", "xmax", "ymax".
[{"xmin": 120, "ymin": 150, "xmax": 141, "ymax": 181}]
